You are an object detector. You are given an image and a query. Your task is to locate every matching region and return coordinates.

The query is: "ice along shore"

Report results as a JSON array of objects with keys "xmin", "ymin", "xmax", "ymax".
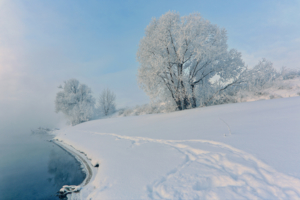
[{"xmin": 51, "ymin": 139, "xmax": 97, "ymax": 199}]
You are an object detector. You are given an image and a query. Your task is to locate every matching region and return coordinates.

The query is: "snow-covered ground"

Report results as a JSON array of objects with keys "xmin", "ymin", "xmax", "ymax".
[{"xmin": 54, "ymin": 96, "xmax": 300, "ymax": 199}]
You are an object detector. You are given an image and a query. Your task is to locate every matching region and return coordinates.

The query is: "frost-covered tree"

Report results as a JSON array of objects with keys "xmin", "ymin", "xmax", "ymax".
[
  {"xmin": 246, "ymin": 59, "xmax": 278, "ymax": 91},
  {"xmin": 98, "ymin": 88, "xmax": 116, "ymax": 116},
  {"xmin": 55, "ymin": 79, "xmax": 95, "ymax": 125},
  {"xmin": 280, "ymin": 66, "xmax": 300, "ymax": 80},
  {"xmin": 137, "ymin": 11, "xmax": 245, "ymax": 110}
]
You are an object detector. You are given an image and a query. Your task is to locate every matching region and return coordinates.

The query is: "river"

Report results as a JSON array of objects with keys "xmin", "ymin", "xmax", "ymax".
[{"xmin": 0, "ymin": 129, "xmax": 86, "ymax": 200}]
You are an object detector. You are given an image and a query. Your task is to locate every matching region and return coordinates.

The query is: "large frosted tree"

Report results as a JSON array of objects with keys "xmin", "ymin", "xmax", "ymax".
[
  {"xmin": 137, "ymin": 11, "xmax": 245, "ymax": 110},
  {"xmin": 55, "ymin": 79, "xmax": 95, "ymax": 125}
]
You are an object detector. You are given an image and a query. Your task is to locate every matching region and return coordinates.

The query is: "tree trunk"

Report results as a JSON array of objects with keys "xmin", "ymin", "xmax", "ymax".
[
  {"xmin": 190, "ymin": 84, "xmax": 197, "ymax": 108},
  {"xmin": 175, "ymin": 99, "xmax": 183, "ymax": 110},
  {"xmin": 182, "ymin": 96, "xmax": 190, "ymax": 110}
]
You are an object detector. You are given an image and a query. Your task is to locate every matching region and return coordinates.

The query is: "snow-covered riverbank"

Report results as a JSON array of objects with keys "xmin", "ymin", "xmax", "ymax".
[
  {"xmin": 54, "ymin": 96, "xmax": 300, "ymax": 199},
  {"xmin": 51, "ymin": 140, "xmax": 97, "ymax": 199}
]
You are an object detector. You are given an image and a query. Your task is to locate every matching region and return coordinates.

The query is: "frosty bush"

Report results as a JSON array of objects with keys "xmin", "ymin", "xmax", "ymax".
[
  {"xmin": 280, "ymin": 67, "xmax": 300, "ymax": 80},
  {"xmin": 118, "ymin": 101, "xmax": 176, "ymax": 117},
  {"xmin": 55, "ymin": 79, "xmax": 95, "ymax": 125},
  {"xmin": 245, "ymin": 59, "xmax": 279, "ymax": 91}
]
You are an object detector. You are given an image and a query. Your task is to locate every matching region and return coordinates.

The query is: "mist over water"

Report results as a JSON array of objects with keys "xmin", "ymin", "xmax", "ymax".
[{"xmin": 0, "ymin": 44, "xmax": 83, "ymax": 198}]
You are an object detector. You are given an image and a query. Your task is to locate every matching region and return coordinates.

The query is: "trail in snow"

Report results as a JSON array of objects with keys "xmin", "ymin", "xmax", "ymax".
[{"xmin": 87, "ymin": 131, "xmax": 300, "ymax": 199}]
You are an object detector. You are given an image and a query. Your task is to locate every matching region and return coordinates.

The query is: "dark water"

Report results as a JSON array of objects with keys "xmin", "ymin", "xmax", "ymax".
[{"xmin": 0, "ymin": 132, "xmax": 86, "ymax": 200}]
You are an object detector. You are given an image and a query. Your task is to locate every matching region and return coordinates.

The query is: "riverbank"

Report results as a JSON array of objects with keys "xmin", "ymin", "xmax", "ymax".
[
  {"xmin": 54, "ymin": 96, "xmax": 300, "ymax": 199},
  {"xmin": 51, "ymin": 139, "xmax": 97, "ymax": 199}
]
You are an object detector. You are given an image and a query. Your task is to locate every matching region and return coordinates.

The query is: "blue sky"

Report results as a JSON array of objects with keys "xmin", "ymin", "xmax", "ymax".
[{"xmin": 0, "ymin": 0, "xmax": 299, "ymax": 130}]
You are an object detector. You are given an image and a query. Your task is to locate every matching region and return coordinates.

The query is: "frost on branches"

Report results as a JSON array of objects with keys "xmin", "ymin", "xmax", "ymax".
[
  {"xmin": 98, "ymin": 88, "xmax": 116, "ymax": 116},
  {"xmin": 246, "ymin": 59, "xmax": 279, "ymax": 91},
  {"xmin": 137, "ymin": 11, "xmax": 246, "ymax": 110},
  {"xmin": 55, "ymin": 79, "xmax": 95, "ymax": 125}
]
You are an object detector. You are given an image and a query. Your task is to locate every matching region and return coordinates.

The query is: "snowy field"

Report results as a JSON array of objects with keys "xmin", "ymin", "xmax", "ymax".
[{"xmin": 54, "ymin": 96, "xmax": 300, "ymax": 199}]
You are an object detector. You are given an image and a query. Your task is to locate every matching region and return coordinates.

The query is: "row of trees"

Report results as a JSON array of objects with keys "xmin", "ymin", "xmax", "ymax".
[
  {"xmin": 194, "ymin": 59, "xmax": 296, "ymax": 106},
  {"xmin": 55, "ymin": 79, "xmax": 116, "ymax": 125}
]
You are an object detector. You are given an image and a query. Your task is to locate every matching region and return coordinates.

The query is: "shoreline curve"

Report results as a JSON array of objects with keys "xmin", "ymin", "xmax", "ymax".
[{"xmin": 51, "ymin": 139, "xmax": 95, "ymax": 198}]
